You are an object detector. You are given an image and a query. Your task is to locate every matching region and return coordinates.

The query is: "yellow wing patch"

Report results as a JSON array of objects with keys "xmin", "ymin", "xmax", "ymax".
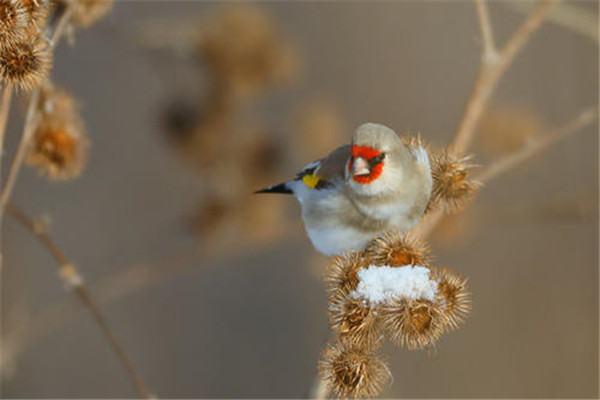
[{"xmin": 302, "ymin": 173, "xmax": 320, "ymax": 189}]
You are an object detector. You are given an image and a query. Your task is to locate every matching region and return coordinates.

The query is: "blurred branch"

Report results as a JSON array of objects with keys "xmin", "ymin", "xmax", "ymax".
[
  {"xmin": 452, "ymin": 0, "xmax": 560, "ymax": 154},
  {"xmin": 417, "ymin": 105, "xmax": 598, "ymax": 239},
  {"xmin": 6, "ymin": 203, "xmax": 152, "ymax": 399},
  {"xmin": 475, "ymin": 0, "xmax": 498, "ymax": 62},
  {"xmin": 0, "ymin": 83, "xmax": 13, "ymax": 269},
  {"xmin": 411, "ymin": 0, "xmax": 560, "ymax": 242},
  {"xmin": 476, "ymin": 105, "xmax": 598, "ymax": 184},
  {"xmin": 3, "ymin": 221, "xmax": 304, "ymax": 373},
  {"xmin": 502, "ymin": 1, "xmax": 599, "ymax": 43}
]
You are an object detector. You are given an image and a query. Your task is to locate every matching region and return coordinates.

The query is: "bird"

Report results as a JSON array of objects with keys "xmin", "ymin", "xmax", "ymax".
[{"xmin": 255, "ymin": 123, "xmax": 432, "ymax": 255}]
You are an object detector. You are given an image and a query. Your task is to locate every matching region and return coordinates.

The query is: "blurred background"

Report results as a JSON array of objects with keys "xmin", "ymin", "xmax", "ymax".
[{"xmin": 1, "ymin": 1, "xmax": 598, "ymax": 398}]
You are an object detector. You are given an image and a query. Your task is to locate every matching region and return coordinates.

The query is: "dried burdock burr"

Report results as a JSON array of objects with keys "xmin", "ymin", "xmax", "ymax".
[
  {"xmin": 329, "ymin": 292, "xmax": 382, "ymax": 349},
  {"xmin": 20, "ymin": 0, "xmax": 48, "ymax": 29},
  {"xmin": 431, "ymin": 267, "xmax": 471, "ymax": 330},
  {"xmin": 318, "ymin": 341, "xmax": 390, "ymax": 399},
  {"xmin": 364, "ymin": 231, "xmax": 431, "ymax": 267},
  {"xmin": 0, "ymin": 0, "xmax": 28, "ymax": 47},
  {"xmin": 325, "ymin": 252, "xmax": 368, "ymax": 299},
  {"xmin": 428, "ymin": 150, "xmax": 481, "ymax": 213},
  {"xmin": 0, "ymin": 38, "xmax": 51, "ymax": 90},
  {"xmin": 381, "ymin": 297, "xmax": 445, "ymax": 351},
  {"xmin": 26, "ymin": 120, "xmax": 88, "ymax": 180},
  {"xmin": 26, "ymin": 84, "xmax": 88, "ymax": 180}
]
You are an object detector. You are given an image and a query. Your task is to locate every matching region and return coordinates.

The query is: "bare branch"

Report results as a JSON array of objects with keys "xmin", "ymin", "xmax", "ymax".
[
  {"xmin": 477, "ymin": 106, "xmax": 598, "ymax": 184},
  {"xmin": 6, "ymin": 203, "xmax": 153, "ymax": 399},
  {"xmin": 416, "ymin": 104, "xmax": 598, "ymax": 239},
  {"xmin": 452, "ymin": 0, "xmax": 560, "ymax": 155}
]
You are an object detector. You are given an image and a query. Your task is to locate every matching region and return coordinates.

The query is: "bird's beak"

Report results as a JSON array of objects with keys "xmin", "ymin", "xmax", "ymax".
[{"xmin": 352, "ymin": 156, "xmax": 370, "ymax": 176}]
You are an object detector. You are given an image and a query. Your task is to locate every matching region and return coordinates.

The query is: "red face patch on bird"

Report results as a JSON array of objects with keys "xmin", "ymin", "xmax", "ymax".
[{"xmin": 348, "ymin": 144, "xmax": 386, "ymax": 184}]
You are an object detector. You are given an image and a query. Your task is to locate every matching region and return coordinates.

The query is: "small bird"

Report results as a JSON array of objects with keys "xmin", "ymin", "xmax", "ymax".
[{"xmin": 256, "ymin": 123, "xmax": 432, "ymax": 255}]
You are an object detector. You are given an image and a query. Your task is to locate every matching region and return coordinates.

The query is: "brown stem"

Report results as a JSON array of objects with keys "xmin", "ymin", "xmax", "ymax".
[
  {"xmin": 6, "ymin": 203, "xmax": 153, "ymax": 399},
  {"xmin": 452, "ymin": 0, "xmax": 560, "ymax": 155}
]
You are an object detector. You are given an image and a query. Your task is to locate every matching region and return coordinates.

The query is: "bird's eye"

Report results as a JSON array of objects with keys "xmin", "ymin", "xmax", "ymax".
[{"xmin": 371, "ymin": 153, "xmax": 385, "ymax": 164}]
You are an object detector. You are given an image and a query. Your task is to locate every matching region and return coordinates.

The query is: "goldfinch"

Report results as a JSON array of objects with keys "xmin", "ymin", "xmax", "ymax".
[{"xmin": 256, "ymin": 123, "xmax": 432, "ymax": 255}]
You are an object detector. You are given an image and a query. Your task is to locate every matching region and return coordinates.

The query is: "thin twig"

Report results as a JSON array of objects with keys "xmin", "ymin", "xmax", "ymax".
[
  {"xmin": 6, "ymin": 202, "xmax": 152, "ymax": 399},
  {"xmin": 414, "ymin": 0, "xmax": 560, "ymax": 239},
  {"xmin": 2, "ymin": 221, "xmax": 303, "ymax": 382},
  {"xmin": 0, "ymin": 4, "xmax": 74, "ymax": 221},
  {"xmin": 0, "ymin": 84, "xmax": 12, "ymax": 164},
  {"xmin": 0, "ymin": 83, "xmax": 13, "ymax": 270},
  {"xmin": 502, "ymin": 1, "xmax": 598, "ymax": 43},
  {"xmin": 476, "ymin": 106, "xmax": 598, "ymax": 184},
  {"xmin": 416, "ymin": 105, "xmax": 598, "ymax": 239},
  {"xmin": 475, "ymin": 0, "xmax": 498, "ymax": 63},
  {"xmin": 452, "ymin": 0, "xmax": 560, "ymax": 154}
]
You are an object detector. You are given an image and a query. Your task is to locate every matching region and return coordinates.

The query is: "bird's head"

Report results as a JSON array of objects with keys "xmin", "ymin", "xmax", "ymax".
[{"xmin": 346, "ymin": 123, "xmax": 410, "ymax": 196}]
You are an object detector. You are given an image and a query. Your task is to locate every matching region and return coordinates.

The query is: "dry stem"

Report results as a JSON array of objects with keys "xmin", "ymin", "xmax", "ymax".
[
  {"xmin": 6, "ymin": 202, "xmax": 152, "ymax": 399},
  {"xmin": 452, "ymin": 0, "xmax": 560, "ymax": 155}
]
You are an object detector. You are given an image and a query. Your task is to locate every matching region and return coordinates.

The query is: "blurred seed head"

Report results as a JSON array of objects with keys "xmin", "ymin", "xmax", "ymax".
[
  {"xmin": 68, "ymin": 0, "xmax": 113, "ymax": 28},
  {"xmin": 478, "ymin": 106, "xmax": 543, "ymax": 155},
  {"xmin": 329, "ymin": 292, "xmax": 382, "ymax": 349},
  {"xmin": 318, "ymin": 341, "xmax": 390, "ymax": 399},
  {"xmin": 26, "ymin": 84, "xmax": 88, "ymax": 180},
  {"xmin": 428, "ymin": 151, "xmax": 481, "ymax": 213},
  {"xmin": 431, "ymin": 267, "xmax": 471, "ymax": 330},
  {"xmin": 0, "ymin": 0, "xmax": 28, "ymax": 47},
  {"xmin": 381, "ymin": 297, "xmax": 445, "ymax": 350},
  {"xmin": 196, "ymin": 4, "xmax": 296, "ymax": 99},
  {"xmin": 364, "ymin": 231, "xmax": 430, "ymax": 267},
  {"xmin": 0, "ymin": 38, "xmax": 51, "ymax": 90}
]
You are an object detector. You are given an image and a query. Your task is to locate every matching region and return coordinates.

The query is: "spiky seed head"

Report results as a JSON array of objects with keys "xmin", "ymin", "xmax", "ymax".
[
  {"xmin": 431, "ymin": 267, "xmax": 471, "ymax": 330},
  {"xmin": 26, "ymin": 84, "xmax": 88, "ymax": 180},
  {"xmin": 318, "ymin": 341, "xmax": 390, "ymax": 399},
  {"xmin": 428, "ymin": 150, "xmax": 481, "ymax": 213},
  {"xmin": 381, "ymin": 297, "xmax": 445, "ymax": 350},
  {"xmin": 0, "ymin": 39, "xmax": 50, "ymax": 90},
  {"xmin": 197, "ymin": 4, "xmax": 296, "ymax": 99},
  {"xmin": 326, "ymin": 253, "xmax": 368, "ymax": 299},
  {"xmin": 364, "ymin": 231, "xmax": 431, "ymax": 267},
  {"xmin": 26, "ymin": 122, "xmax": 88, "ymax": 180},
  {"xmin": 329, "ymin": 292, "xmax": 382, "ymax": 349},
  {"xmin": 20, "ymin": 0, "xmax": 49, "ymax": 31},
  {"xmin": 0, "ymin": 0, "xmax": 28, "ymax": 47},
  {"xmin": 69, "ymin": 0, "xmax": 114, "ymax": 28}
]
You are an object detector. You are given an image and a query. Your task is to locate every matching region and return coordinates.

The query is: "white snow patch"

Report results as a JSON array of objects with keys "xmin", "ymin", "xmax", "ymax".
[{"xmin": 352, "ymin": 265, "xmax": 438, "ymax": 304}]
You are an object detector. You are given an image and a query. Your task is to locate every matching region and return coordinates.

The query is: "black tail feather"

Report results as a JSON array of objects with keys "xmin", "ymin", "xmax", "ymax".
[{"xmin": 254, "ymin": 182, "xmax": 293, "ymax": 194}]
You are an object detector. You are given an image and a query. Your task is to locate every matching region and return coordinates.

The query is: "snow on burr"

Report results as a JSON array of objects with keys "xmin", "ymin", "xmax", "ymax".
[{"xmin": 352, "ymin": 265, "xmax": 438, "ymax": 304}]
